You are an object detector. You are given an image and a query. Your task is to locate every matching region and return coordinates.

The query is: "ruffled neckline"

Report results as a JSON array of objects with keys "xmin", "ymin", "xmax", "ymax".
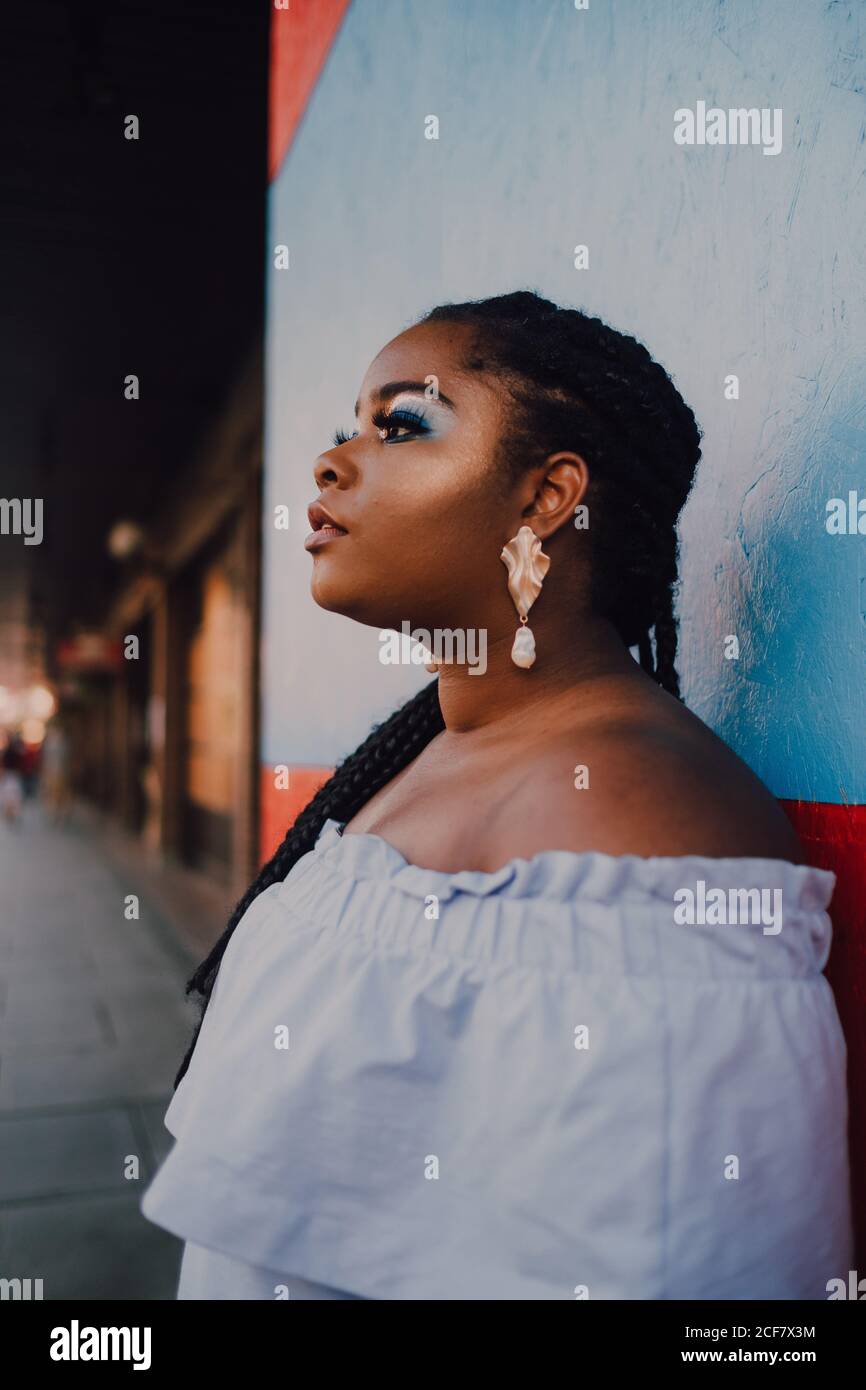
[{"xmin": 311, "ymin": 817, "xmax": 836, "ymax": 910}]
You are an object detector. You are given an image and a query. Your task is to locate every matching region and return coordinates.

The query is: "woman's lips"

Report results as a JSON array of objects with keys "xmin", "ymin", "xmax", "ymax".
[
  {"xmin": 304, "ymin": 525, "xmax": 349, "ymax": 550},
  {"xmin": 305, "ymin": 499, "xmax": 349, "ymax": 548}
]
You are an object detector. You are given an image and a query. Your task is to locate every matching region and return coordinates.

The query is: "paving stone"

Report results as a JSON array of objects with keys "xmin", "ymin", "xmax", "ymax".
[
  {"xmin": 0, "ymin": 996, "xmax": 110, "ymax": 1054},
  {"xmin": 0, "ymin": 1045, "xmax": 143, "ymax": 1111},
  {"xmin": 0, "ymin": 1193, "xmax": 183, "ymax": 1300},
  {"xmin": 0, "ymin": 1109, "xmax": 140, "ymax": 1201}
]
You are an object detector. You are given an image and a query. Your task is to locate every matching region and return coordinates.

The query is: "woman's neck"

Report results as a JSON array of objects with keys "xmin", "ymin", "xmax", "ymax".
[{"xmin": 434, "ymin": 613, "xmax": 645, "ymax": 736}]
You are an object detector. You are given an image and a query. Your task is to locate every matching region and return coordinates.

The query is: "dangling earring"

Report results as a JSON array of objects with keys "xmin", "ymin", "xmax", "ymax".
[{"xmin": 500, "ymin": 525, "xmax": 550, "ymax": 668}]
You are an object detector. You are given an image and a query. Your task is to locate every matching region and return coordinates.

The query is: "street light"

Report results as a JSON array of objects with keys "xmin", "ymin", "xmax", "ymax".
[{"xmin": 107, "ymin": 520, "xmax": 146, "ymax": 560}]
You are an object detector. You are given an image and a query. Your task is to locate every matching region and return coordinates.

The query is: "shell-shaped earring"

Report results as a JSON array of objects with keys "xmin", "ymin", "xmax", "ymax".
[{"xmin": 499, "ymin": 525, "xmax": 550, "ymax": 669}]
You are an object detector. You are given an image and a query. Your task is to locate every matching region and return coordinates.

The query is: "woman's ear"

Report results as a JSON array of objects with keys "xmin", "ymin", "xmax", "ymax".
[{"xmin": 525, "ymin": 452, "xmax": 590, "ymax": 538}]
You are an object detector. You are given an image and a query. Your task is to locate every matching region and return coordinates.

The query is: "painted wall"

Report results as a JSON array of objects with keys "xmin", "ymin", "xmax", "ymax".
[{"xmin": 264, "ymin": 0, "xmax": 864, "ymax": 1249}]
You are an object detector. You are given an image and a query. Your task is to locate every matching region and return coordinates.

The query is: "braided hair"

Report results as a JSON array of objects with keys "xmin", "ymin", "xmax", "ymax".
[{"xmin": 173, "ymin": 289, "xmax": 702, "ymax": 1089}]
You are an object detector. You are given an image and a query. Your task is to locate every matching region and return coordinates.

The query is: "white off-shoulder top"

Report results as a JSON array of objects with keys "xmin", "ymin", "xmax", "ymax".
[{"xmin": 140, "ymin": 817, "xmax": 853, "ymax": 1300}]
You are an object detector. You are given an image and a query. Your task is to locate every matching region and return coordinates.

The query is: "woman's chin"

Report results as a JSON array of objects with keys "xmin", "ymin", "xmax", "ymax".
[
  {"xmin": 309, "ymin": 578, "xmax": 346, "ymax": 612},
  {"xmin": 309, "ymin": 572, "xmax": 370, "ymax": 620}
]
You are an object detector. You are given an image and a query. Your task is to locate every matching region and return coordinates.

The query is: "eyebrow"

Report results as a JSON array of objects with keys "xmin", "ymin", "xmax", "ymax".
[{"xmin": 354, "ymin": 380, "xmax": 456, "ymax": 417}]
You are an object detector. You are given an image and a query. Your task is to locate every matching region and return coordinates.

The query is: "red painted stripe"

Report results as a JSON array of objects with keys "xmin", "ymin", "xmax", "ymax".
[
  {"xmin": 782, "ymin": 799, "xmax": 866, "ymax": 1265},
  {"xmin": 259, "ymin": 763, "xmax": 333, "ymax": 863},
  {"xmin": 268, "ymin": 0, "xmax": 353, "ymax": 182}
]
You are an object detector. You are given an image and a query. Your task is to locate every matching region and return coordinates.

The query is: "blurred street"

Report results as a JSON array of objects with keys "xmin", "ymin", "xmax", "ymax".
[{"xmin": 0, "ymin": 801, "xmax": 225, "ymax": 1300}]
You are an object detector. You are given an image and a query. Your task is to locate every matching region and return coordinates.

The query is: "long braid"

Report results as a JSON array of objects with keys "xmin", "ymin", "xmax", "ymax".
[
  {"xmin": 654, "ymin": 592, "xmax": 681, "ymax": 700},
  {"xmin": 174, "ymin": 289, "xmax": 702, "ymax": 1088},
  {"xmin": 173, "ymin": 679, "xmax": 443, "ymax": 1088},
  {"xmin": 637, "ymin": 630, "xmax": 655, "ymax": 680}
]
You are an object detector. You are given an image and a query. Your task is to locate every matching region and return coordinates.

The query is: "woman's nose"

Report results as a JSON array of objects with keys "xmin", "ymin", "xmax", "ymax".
[{"xmin": 313, "ymin": 447, "xmax": 356, "ymax": 490}]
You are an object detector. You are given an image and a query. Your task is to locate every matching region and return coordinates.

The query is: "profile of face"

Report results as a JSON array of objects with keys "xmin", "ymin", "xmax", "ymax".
[{"xmin": 307, "ymin": 319, "xmax": 587, "ymax": 641}]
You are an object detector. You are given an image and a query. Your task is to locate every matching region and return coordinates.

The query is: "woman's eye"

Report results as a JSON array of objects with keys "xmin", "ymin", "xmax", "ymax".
[
  {"xmin": 378, "ymin": 422, "xmax": 411, "ymax": 442},
  {"xmin": 372, "ymin": 409, "xmax": 430, "ymax": 442},
  {"xmin": 331, "ymin": 409, "xmax": 430, "ymax": 448}
]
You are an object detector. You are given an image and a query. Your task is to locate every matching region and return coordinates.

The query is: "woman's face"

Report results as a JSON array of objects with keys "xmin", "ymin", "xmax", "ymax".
[{"xmin": 307, "ymin": 319, "xmax": 527, "ymax": 633}]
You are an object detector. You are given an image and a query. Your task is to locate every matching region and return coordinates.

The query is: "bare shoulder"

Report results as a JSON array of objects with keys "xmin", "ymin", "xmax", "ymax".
[{"xmin": 492, "ymin": 705, "xmax": 805, "ymax": 864}]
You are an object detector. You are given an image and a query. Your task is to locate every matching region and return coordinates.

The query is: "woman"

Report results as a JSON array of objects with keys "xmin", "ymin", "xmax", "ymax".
[{"xmin": 141, "ymin": 291, "xmax": 852, "ymax": 1300}]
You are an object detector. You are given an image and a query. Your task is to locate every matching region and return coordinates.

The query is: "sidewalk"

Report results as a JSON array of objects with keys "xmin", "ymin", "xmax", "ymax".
[{"xmin": 0, "ymin": 801, "xmax": 212, "ymax": 1300}]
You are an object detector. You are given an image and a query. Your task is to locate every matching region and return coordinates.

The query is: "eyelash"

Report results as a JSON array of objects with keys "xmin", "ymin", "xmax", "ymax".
[{"xmin": 332, "ymin": 408, "xmax": 430, "ymax": 448}]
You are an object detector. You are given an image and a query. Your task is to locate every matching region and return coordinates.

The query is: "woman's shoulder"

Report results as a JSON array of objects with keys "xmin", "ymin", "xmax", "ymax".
[{"xmin": 493, "ymin": 701, "xmax": 805, "ymax": 865}]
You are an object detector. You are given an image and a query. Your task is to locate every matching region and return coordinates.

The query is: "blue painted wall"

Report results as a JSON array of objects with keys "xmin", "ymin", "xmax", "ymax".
[{"xmin": 263, "ymin": 0, "xmax": 865, "ymax": 803}]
